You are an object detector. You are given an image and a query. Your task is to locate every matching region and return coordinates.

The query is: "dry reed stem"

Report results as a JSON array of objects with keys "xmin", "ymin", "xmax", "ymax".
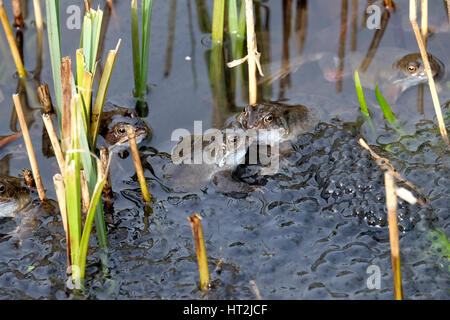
[
  {"xmin": 0, "ymin": 1, "xmax": 26, "ymax": 76},
  {"xmin": 42, "ymin": 114, "xmax": 66, "ymax": 174},
  {"xmin": 61, "ymin": 57, "xmax": 73, "ymax": 150},
  {"xmin": 226, "ymin": 0, "xmax": 263, "ymax": 99},
  {"xmin": 126, "ymin": 126, "xmax": 151, "ymax": 203},
  {"xmin": 447, "ymin": 0, "xmax": 450, "ymax": 23},
  {"xmin": 358, "ymin": 138, "xmax": 425, "ymax": 204},
  {"xmin": 421, "ymin": 0, "xmax": 428, "ymax": 39},
  {"xmin": 384, "ymin": 171, "xmax": 403, "ymax": 300},
  {"xmin": 336, "ymin": 0, "xmax": 348, "ymax": 93},
  {"xmin": 383, "ymin": 0, "xmax": 395, "ymax": 10},
  {"xmin": 12, "ymin": 0, "xmax": 24, "ymax": 29},
  {"xmin": 53, "ymin": 174, "xmax": 71, "ymax": 267},
  {"xmin": 32, "ymin": 0, "xmax": 43, "ymax": 77},
  {"xmin": 409, "ymin": 0, "xmax": 449, "ymax": 146},
  {"xmin": 32, "ymin": 0, "xmax": 43, "ymax": 30},
  {"xmin": 351, "ymin": 0, "xmax": 358, "ymax": 51},
  {"xmin": 249, "ymin": 280, "xmax": 262, "ymax": 300},
  {"xmin": 13, "ymin": 93, "xmax": 46, "ymax": 201},
  {"xmin": 188, "ymin": 213, "xmax": 210, "ymax": 290},
  {"xmin": 37, "ymin": 84, "xmax": 54, "ymax": 114},
  {"xmin": 246, "ymin": 0, "xmax": 258, "ymax": 105},
  {"xmin": 84, "ymin": 0, "xmax": 91, "ymax": 13}
]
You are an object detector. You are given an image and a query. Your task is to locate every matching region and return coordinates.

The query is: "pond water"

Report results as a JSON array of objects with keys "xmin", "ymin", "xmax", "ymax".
[{"xmin": 0, "ymin": 0, "xmax": 449, "ymax": 299}]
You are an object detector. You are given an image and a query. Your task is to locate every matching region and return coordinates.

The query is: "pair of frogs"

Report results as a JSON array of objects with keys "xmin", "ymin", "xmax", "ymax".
[{"xmin": 0, "ymin": 50, "xmax": 444, "ymax": 216}]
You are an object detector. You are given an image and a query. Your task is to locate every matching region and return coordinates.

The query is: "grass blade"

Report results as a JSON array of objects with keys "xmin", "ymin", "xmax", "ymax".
[
  {"xmin": 45, "ymin": 0, "xmax": 62, "ymax": 120},
  {"xmin": 139, "ymin": 0, "xmax": 153, "ymax": 98},
  {"xmin": 131, "ymin": 0, "xmax": 140, "ymax": 96},
  {"xmin": 354, "ymin": 70, "xmax": 376, "ymax": 136},
  {"xmin": 77, "ymin": 160, "xmax": 108, "ymax": 279},
  {"xmin": 91, "ymin": 40, "xmax": 121, "ymax": 147}
]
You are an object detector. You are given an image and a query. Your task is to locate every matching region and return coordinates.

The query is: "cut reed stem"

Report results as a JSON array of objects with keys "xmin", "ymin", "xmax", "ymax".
[
  {"xmin": 0, "ymin": 1, "xmax": 26, "ymax": 76},
  {"xmin": 249, "ymin": 280, "xmax": 262, "ymax": 300},
  {"xmin": 384, "ymin": 171, "xmax": 403, "ymax": 300},
  {"xmin": 409, "ymin": 0, "xmax": 449, "ymax": 146},
  {"xmin": 53, "ymin": 173, "xmax": 71, "ymax": 267},
  {"xmin": 42, "ymin": 114, "xmax": 66, "ymax": 174},
  {"xmin": 188, "ymin": 213, "xmax": 210, "ymax": 291},
  {"xmin": 126, "ymin": 125, "xmax": 151, "ymax": 203},
  {"xmin": 13, "ymin": 93, "xmax": 46, "ymax": 201}
]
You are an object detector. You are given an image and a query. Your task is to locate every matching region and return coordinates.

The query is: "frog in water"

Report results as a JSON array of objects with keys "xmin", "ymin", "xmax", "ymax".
[
  {"xmin": 98, "ymin": 102, "xmax": 151, "ymax": 152},
  {"xmin": 233, "ymin": 102, "xmax": 319, "ymax": 176},
  {"xmin": 264, "ymin": 48, "xmax": 444, "ymax": 102},
  {"xmin": 0, "ymin": 176, "xmax": 32, "ymax": 218},
  {"xmin": 237, "ymin": 101, "xmax": 318, "ymax": 146},
  {"xmin": 155, "ymin": 127, "xmax": 256, "ymax": 194}
]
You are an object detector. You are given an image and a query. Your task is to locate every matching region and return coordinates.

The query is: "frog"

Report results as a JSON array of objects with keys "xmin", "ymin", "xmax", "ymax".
[
  {"xmin": 263, "ymin": 47, "xmax": 444, "ymax": 102},
  {"xmin": 155, "ymin": 127, "xmax": 257, "ymax": 195},
  {"xmin": 0, "ymin": 175, "xmax": 32, "ymax": 218},
  {"xmin": 237, "ymin": 101, "xmax": 318, "ymax": 147},
  {"xmin": 233, "ymin": 101, "xmax": 319, "ymax": 177},
  {"xmin": 98, "ymin": 101, "xmax": 151, "ymax": 152}
]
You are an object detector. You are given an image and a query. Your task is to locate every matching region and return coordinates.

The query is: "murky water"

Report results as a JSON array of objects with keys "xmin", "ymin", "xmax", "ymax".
[{"xmin": 0, "ymin": 0, "xmax": 449, "ymax": 299}]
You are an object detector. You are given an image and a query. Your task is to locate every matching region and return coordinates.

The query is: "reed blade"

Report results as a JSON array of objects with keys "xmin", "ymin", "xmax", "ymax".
[
  {"xmin": 375, "ymin": 84, "xmax": 405, "ymax": 135},
  {"xmin": 354, "ymin": 70, "xmax": 376, "ymax": 136}
]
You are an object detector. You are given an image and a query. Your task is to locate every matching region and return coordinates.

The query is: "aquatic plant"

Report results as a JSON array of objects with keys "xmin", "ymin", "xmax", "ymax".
[
  {"xmin": 374, "ymin": 85, "xmax": 405, "ymax": 136},
  {"xmin": 0, "ymin": 0, "xmax": 26, "ymax": 76},
  {"xmin": 188, "ymin": 214, "xmax": 210, "ymax": 291},
  {"xmin": 228, "ymin": 0, "xmax": 246, "ymax": 59},
  {"xmin": 409, "ymin": 0, "xmax": 449, "ymax": 146},
  {"xmin": 212, "ymin": 0, "xmax": 225, "ymax": 44},
  {"xmin": 44, "ymin": 1, "xmax": 121, "ymax": 285},
  {"xmin": 131, "ymin": 0, "xmax": 153, "ymax": 100},
  {"xmin": 354, "ymin": 70, "xmax": 375, "ymax": 136}
]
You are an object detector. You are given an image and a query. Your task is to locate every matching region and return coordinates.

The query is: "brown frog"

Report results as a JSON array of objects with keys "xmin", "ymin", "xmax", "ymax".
[
  {"xmin": 264, "ymin": 48, "xmax": 444, "ymax": 102},
  {"xmin": 156, "ymin": 127, "xmax": 256, "ymax": 194},
  {"xmin": 237, "ymin": 101, "xmax": 318, "ymax": 146},
  {"xmin": 0, "ymin": 175, "xmax": 32, "ymax": 218},
  {"xmin": 98, "ymin": 102, "xmax": 151, "ymax": 152}
]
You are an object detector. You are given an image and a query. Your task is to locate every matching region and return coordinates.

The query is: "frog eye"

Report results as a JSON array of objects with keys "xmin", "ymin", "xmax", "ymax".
[
  {"xmin": 116, "ymin": 126, "xmax": 127, "ymax": 135},
  {"xmin": 407, "ymin": 63, "xmax": 418, "ymax": 73},
  {"xmin": 228, "ymin": 136, "xmax": 238, "ymax": 144},
  {"xmin": 0, "ymin": 184, "xmax": 5, "ymax": 193},
  {"xmin": 264, "ymin": 114, "xmax": 274, "ymax": 123}
]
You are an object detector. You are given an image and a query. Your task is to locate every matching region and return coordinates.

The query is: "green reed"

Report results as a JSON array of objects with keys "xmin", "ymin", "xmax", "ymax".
[
  {"xmin": 131, "ymin": 0, "xmax": 153, "ymax": 100},
  {"xmin": 375, "ymin": 84, "xmax": 405, "ymax": 136},
  {"xmin": 45, "ymin": 2, "xmax": 120, "ymax": 285},
  {"xmin": 354, "ymin": 70, "xmax": 375, "ymax": 136}
]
